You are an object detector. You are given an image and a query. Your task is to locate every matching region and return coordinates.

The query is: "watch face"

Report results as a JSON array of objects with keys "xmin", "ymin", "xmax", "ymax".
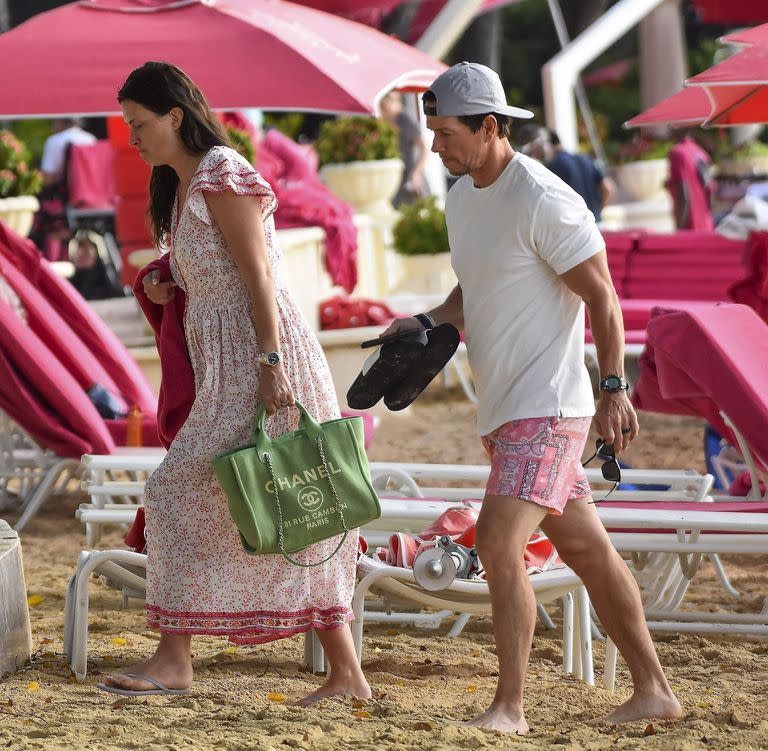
[
  {"xmin": 266, "ymin": 352, "xmax": 280, "ymax": 366},
  {"xmin": 602, "ymin": 376, "xmax": 627, "ymax": 391}
]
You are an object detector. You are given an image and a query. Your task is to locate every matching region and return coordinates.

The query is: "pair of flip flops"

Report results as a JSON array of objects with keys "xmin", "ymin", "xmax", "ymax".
[{"xmin": 346, "ymin": 324, "xmax": 460, "ymax": 411}]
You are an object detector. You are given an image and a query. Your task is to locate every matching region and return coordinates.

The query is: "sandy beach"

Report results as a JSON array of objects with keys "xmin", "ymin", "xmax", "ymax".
[{"xmin": 2, "ymin": 391, "xmax": 768, "ymax": 751}]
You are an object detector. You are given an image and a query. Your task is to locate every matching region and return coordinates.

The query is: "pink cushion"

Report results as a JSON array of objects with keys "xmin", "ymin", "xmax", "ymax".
[
  {"xmin": 0, "ymin": 300, "xmax": 115, "ymax": 458},
  {"xmin": 636, "ymin": 231, "xmax": 744, "ymax": 253},
  {"xmin": 0, "ymin": 255, "xmax": 127, "ymax": 411}
]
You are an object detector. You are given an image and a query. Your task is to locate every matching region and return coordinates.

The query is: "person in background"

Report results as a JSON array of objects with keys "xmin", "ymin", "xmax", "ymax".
[
  {"xmin": 40, "ymin": 118, "xmax": 97, "ymax": 187},
  {"xmin": 517, "ymin": 124, "xmax": 614, "ymax": 223},
  {"xmin": 379, "ymin": 90, "xmax": 430, "ymax": 207},
  {"xmin": 666, "ymin": 129, "xmax": 715, "ymax": 230},
  {"xmin": 68, "ymin": 231, "xmax": 123, "ymax": 301},
  {"xmin": 31, "ymin": 119, "xmax": 97, "ymax": 261}
]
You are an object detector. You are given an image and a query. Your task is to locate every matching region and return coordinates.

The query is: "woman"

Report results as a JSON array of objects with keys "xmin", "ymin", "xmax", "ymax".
[{"xmin": 100, "ymin": 62, "xmax": 369, "ymax": 704}]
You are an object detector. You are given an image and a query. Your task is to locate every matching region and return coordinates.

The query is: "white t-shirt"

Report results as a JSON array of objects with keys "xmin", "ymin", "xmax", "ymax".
[
  {"xmin": 40, "ymin": 127, "xmax": 97, "ymax": 178},
  {"xmin": 446, "ymin": 152, "xmax": 604, "ymax": 435}
]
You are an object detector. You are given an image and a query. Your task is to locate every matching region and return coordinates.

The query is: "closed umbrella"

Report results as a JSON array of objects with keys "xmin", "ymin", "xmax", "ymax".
[{"xmin": 0, "ymin": 0, "xmax": 445, "ymax": 118}]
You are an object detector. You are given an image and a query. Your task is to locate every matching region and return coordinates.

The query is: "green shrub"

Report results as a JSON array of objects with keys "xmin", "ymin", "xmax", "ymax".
[
  {"xmin": 0, "ymin": 130, "xmax": 42, "ymax": 198},
  {"xmin": 226, "ymin": 125, "xmax": 255, "ymax": 165},
  {"xmin": 392, "ymin": 196, "xmax": 449, "ymax": 256},
  {"xmin": 729, "ymin": 140, "xmax": 768, "ymax": 159},
  {"xmin": 614, "ymin": 135, "xmax": 673, "ymax": 165},
  {"xmin": 315, "ymin": 116, "xmax": 399, "ymax": 167}
]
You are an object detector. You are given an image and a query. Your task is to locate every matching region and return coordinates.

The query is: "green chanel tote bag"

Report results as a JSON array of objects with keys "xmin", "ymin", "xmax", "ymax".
[{"xmin": 212, "ymin": 402, "xmax": 380, "ymax": 566}]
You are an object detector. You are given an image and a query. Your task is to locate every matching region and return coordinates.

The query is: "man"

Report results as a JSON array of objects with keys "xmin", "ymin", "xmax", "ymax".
[
  {"xmin": 32, "ymin": 118, "xmax": 97, "ymax": 261},
  {"xmin": 666, "ymin": 129, "xmax": 715, "ymax": 231},
  {"xmin": 40, "ymin": 118, "xmax": 96, "ymax": 187},
  {"xmin": 517, "ymin": 124, "xmax": 614, "ymax": 222},
  {"xmin": 379, "ymin": 90, "xmax": 430, "ymax": 207},
  {"xmin": 380, "ymin": 62, "xmax": 681, "ymax": 734}
]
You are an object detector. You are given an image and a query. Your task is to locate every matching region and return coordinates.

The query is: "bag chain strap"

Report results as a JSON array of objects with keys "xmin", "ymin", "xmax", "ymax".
[{"xmin": 262, "ymin": 435, "xmax": 349, "ymax": 567}]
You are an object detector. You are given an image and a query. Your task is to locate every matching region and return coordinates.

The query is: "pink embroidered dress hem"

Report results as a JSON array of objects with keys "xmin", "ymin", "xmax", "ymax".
[{"xmin": 142, "ymin": 146, "xmax": 356, "ymax": 643}]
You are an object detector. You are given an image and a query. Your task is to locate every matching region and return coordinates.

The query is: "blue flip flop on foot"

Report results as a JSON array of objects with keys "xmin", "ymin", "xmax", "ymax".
[{"xmin": 96, "ymin": 673, "xmax": 192, "ymax": 697}]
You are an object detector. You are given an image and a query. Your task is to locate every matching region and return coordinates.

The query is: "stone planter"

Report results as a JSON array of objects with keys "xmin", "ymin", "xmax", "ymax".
[
  {"xmin": 716, "ymin": 155, "xmax": 768, "ymax": 178},
  {"xmin": 319, "ymin": 158, "xmax": 404, "ymax": 217},
  {"xmin": 0, "ymin": 195, "xmax": 39, "ymax": 237},
  {"xmin": 0, "ymin": 520, "xmax": 32, "ymax": 678},
  {"xmin": 389, "ymin": 251, "xmax": 456, "ymax": 296},
  {"xmin": 613, "ymin": 158, "xmax": 669, "ymax": 202}
]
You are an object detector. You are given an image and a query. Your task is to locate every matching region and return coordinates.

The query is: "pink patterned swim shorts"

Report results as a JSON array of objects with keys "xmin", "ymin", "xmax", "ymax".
[{"xmin": 481, "ymin": 416, "xmax": 593, "ymax": 515}]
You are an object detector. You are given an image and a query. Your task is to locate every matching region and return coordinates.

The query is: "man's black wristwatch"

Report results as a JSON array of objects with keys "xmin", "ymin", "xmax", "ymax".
[
  {"xmin": 599, "ymin": 374, "xmax": 630, "ymax": 394},
  {"xmin": 414, "ymin": 312, "xmax": 436, "ymax": 330}
]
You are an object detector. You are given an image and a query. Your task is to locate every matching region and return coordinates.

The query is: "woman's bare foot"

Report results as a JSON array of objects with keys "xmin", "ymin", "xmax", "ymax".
[
  {"xmin": 294, "ymin": 670, "xmax": 372, "ymax": 707},
  {"xmin": 607, "ymin": 691, "xmax": 683, "ymax": 724},
  {"xmin": 101, "ymin": 654, "xmax": 193, "ymax": 693},
  {"xmin": 464, "ymin": 704, "xmax": 530, "ymax": 735}
]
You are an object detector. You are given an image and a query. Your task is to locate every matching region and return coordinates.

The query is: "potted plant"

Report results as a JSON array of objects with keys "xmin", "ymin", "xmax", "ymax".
[
  {"xmin": 611, "ymin": 136, "xmax": 672, "ymax": 202},
  {"xmin": 716, "ymin": 139, "xmax": 768, "ymax": 178},
  {"xmin": 0, "ymin": 130, "xmax": 42, "ymax": 237},
  {"xmin": 389, "ymin": 196, "xmax": 457, "ymax": 295},
  {"xmin": 315, "ymin": 116, "xmax": 403, "ymax": 216}
]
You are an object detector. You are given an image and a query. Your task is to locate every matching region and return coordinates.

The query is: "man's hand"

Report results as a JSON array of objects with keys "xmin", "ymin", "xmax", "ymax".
[
  {"xmin": 379, "ymin": 315, "xmax": 425, "ymax": 339},
  {"xmin": 593, "ymin": 391, "xmax": 639, "ymax": 452},
  {"xmin": 143, "ymin": 269, "xmax": 177, "ymax": 305}
]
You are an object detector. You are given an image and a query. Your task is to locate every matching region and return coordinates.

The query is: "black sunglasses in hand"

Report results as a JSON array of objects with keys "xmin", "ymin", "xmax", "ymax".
[{"xmin": 583, "ymin": 439, "xmax": 621, "ymax": 502}]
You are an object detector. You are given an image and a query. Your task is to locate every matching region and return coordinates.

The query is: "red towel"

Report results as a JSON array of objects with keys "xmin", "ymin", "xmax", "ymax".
[{"xmin": 133, "ymin": 255, "xmax": 194, "ymax": 448}]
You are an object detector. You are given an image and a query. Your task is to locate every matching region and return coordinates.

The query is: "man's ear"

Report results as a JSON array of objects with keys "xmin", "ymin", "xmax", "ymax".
[
  {"xmin": 482, "ymin": 114, "xmax": 498, "ymax": 140},
  {"xmin": 169, "ymin": 106, "xmax": 184, "ymax": 131}
]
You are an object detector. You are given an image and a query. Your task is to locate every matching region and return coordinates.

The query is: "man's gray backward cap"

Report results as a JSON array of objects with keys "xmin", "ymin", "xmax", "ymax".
[{"xmin": 423, "ymin": 61, "xmax": 535, "ymax": 119}]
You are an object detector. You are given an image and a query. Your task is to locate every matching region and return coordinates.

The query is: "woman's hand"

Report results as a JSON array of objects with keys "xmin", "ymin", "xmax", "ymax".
[
  {"xmin": 259, "ymin": 363, "xmax": 295, "ymax": 416},
  {"xmin": 143, "ymin": 269, "xmax": 177, "ymax": 305}
]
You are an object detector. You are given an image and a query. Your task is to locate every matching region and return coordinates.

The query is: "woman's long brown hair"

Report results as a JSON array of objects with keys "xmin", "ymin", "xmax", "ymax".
[{"xmin": 117, "ymin": 61, "xmax": 230, "ymax": 246}]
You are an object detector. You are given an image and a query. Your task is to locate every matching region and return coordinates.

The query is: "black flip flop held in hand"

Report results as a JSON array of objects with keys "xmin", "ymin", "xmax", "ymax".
[
  {"xmin": 383, "ymin": 323, "xmax": 460, "ymax": 411},
  {"xmin": 346, "ymin": 336, "xmax": 426, "ymax": 409}
]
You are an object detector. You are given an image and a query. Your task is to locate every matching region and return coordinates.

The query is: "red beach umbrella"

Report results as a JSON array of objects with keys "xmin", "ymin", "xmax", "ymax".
[
  {"xmin": 0, "ymin": 0, "xmax": 445, "ymax": 118},
  {"xmin": 685, "ymin": 40, "xmax": 768, "ymax": 126}
]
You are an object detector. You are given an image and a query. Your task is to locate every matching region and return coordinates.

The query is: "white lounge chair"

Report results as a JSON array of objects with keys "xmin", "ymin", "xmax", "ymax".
[{"xmin": 0, "ymin": 412, "xmax": 81, "ymax": 528}]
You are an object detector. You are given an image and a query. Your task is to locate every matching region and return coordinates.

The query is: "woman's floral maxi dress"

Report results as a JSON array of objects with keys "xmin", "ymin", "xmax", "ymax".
[{"xmin": 142, "ymin": 146, "xmax": 357, "ymax": 643}]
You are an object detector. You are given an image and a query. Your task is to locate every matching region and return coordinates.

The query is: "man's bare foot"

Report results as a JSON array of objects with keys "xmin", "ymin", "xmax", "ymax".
[
  {"xmin": 607, "ymin": 691, "xmax": 683, "ymax": 724},
  {"xmin": 101, "ymin": 654, "xmax": 193, "ymax": 693},
  {"xmin": 464, "ymin": 704, "xmax": 530, "ymax": 735},
  {"xmin": 294, "ymin": 672, "xmax": 372, "ymax": 707}
]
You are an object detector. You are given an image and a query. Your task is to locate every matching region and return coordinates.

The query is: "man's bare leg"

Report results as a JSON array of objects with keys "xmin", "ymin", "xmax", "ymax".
[
  {"xmin": 465, "ymin": 494, "xmax": 548, "ymax": 734},
  {"xmin": 541, "ymin": 497, "xmax": 682, "ymax": 723},
  {"xmin": 295, "ymin": 624, "xmax": 371, "ymax": 706}
]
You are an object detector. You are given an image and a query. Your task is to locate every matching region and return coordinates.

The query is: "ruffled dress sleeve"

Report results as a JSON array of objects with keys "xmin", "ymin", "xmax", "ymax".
[{"xmin": 186, "ymin": 146, "xmax": 277, "ymax": 226}]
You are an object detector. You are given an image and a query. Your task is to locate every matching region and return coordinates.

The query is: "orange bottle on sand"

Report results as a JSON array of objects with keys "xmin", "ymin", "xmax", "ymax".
[{"xmin": 126, "ymin": 405, "xmax": 143, "ymax": 447}]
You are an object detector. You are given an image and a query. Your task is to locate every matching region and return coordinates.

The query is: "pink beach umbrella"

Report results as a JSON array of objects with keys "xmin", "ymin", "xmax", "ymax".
[
  {"xmin": 0, "ymin": 0, "xmax": 445, "ymax": 118},
  {"xmin": 684, "ymin": 40, "xmax": 768, "ymax": 126},
  {"xmin": 633, "ymin": 303, "xmax": 768, "ymax": 473},
  {"xmin": 626, "ymin": 22, "xmax": 768, "ymax": 128}
]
